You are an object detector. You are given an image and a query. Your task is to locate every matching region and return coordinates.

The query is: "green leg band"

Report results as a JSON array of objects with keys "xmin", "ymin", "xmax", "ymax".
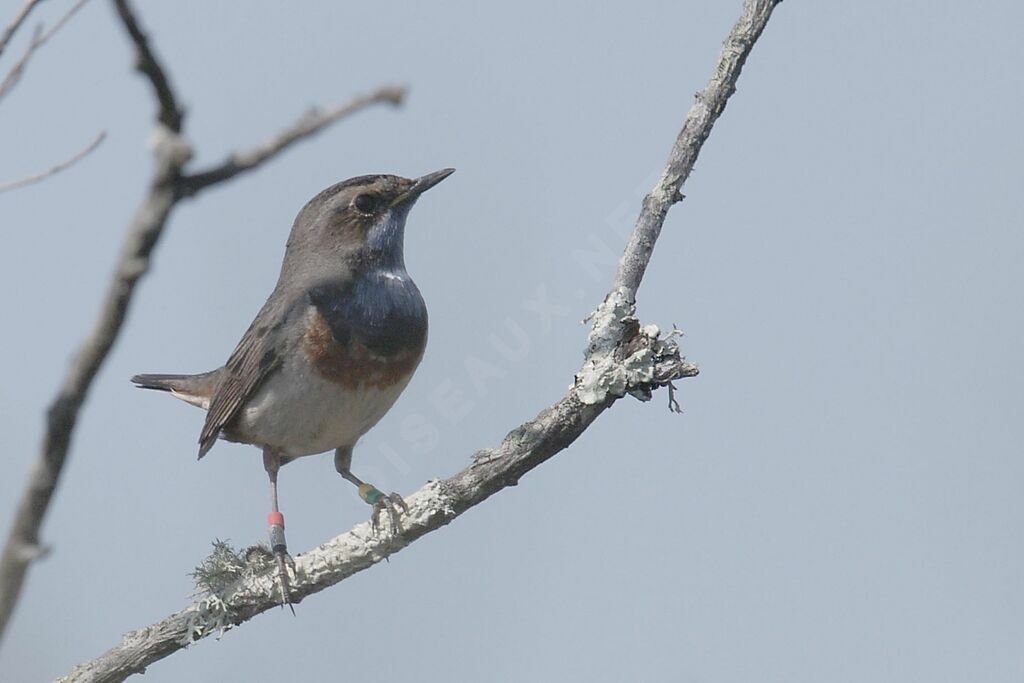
[{"xmin": 358, "ymin": 483, "xmax": 384, "ymax": 505}]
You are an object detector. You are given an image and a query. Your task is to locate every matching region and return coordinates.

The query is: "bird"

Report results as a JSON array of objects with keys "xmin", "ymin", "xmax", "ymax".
[{"xmin": 132, "ymin": 169, "xmax": 454, "ymax": 607}]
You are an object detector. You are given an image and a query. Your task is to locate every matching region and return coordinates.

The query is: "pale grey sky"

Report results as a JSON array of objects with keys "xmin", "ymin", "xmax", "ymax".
[{"xmin": 2, "ymin": 1, "xmax": 1023, "ymax": 681}]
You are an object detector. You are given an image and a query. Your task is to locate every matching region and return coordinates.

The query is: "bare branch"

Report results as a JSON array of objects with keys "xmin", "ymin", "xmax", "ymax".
[
  {"xmin": 111, "ymin": 0, "xmax": 181, "ymax": 131},
  {"xmin": 0, "ymin": 130, "xmax": 104, "ymax": 193},
  {"xmin": 0, "ymin": 0, "xmax": 92, "ymax": 103},
  {"xmin": 0, "ymin": 0, "xmax": 405, "ymax": 646},
  {"xmin": 0, "ymin": 125, "xmax": 184, "ymax": 648},
  {"xmin": 57, "ymin": 1, "xmax": 781, "ymax": 679},
  {"xmin": 0, "ymin": 0, "xmax": 45, "ymax": 60},
  {"xmin": 177, "ymin": 85, "xmax": 407, "ymax": 198},
  {"xmin": 613, "ymin": 0, "xmax": 781, "ymax": 301}
]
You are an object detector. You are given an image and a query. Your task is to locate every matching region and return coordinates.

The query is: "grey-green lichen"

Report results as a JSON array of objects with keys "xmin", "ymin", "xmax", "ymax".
[
  {"xmin": 576, "ymin": 288, "xmax": 634, "ymax": 404},
  {"xmin": 180, "ymin": 594, "xmax": 232, "ymax": 645},
  {"xmin": 180, "ymin": 540, "xmax": 278, "ymax": 645},
  {"xmin": 576, "ymin": 287, "xmax": 692, "ymax": 405}
]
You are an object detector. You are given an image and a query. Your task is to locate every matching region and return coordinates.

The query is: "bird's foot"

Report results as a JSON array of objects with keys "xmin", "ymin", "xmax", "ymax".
[
  {"xmin": 268, "ymin": 512, "xmax": 296, "ymax": 614},
  {"xmin": 273, "ymin": 550, "xmax": 296, "ymax": 614},
  {"xmin": 358, "ymin": 484, "xmax": 409, "ymax": 535}
]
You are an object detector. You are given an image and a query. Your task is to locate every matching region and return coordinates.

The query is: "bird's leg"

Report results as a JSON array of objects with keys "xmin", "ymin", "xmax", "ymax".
[
  {"xmin": 334, "ymin": 446, "xmax": 408, "ymax": 534},
  {"xmin": 263, "ymin": 448, "xmax": 295, "ymax": 613}
]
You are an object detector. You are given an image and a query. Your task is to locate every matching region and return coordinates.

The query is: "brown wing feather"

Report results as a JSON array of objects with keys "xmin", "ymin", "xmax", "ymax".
[{"xmin": 197, "ymin": 298, "xmax": 287, "ymax": 458}]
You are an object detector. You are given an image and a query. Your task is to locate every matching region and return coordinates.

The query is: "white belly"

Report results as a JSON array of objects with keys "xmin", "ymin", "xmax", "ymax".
[{"xmin": 232, "ymin": 353, "xmax": 412, "ymax": 458}]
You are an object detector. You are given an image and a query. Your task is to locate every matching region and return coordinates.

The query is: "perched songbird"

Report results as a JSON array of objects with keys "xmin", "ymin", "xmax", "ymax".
[{"xmin": 132, "ymin": 169, "xmax": 454, "ymax": 605}]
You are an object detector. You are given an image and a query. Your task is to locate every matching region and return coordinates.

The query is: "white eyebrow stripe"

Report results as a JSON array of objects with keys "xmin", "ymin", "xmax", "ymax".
[{"xmin": 380, "ymin": 271, "xmax": 405, "ymax": 282}]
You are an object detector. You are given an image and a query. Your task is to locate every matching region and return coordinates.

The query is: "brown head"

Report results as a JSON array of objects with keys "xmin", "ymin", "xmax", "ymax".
[{"xmin": 278, "ymin": 169, "xmax": 454, "ymax": 285}]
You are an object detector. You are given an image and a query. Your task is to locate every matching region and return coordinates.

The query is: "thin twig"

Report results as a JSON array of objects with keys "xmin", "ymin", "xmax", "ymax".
[
  {"xmin": 111, "ymin": 0, "xmax": 181, "ymax": 131},
  {"xmin": 176, "ymin": 85, "xmax": 406, "ymax": 198},
  {"xmin": 0, "ymin": 0, "xmax": 45, "ymax": 60},
  {"xmin": 0, "ymin": 0, "xmax": 406, "ymax": 645},
  {"xmin": 0, "ymin": 0, "xmax": 92, "ymax": 103},
  {"xmin": 612, "ymin": 0, "xmax": 780, "ymax": 301},
  {"xmin": 57, "ymin": 1, "xmax": 781, "ymax": 680},
  {"xmin": 0, "ymin": 130, "xmax": 105, "ymax": 193}
]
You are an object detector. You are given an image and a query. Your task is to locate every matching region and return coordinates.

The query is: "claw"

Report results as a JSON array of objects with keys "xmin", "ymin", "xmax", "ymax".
[
  {"xmin": 369, "ymin": 491, "xmax": 408, "ymax": 535},
  {"xmin": 389, "ymin": 492, "xmax": 410, "ymax": 514},
  {"xmin": 267, "ymin": 513, "xmax": 296, "ymax": 614},
  {"xmin": 273, "ymin": 550, "xmax": 296, "ymax": 615}
]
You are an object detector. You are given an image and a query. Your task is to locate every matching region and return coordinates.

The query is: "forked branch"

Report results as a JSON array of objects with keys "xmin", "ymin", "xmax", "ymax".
[
  {"xmin": 0, "ymin": 0, "xmax": 92, "ymax": 103},
  {"xmin": 0, "ymin": 0, "xmax": 46, "ymax": 60}
]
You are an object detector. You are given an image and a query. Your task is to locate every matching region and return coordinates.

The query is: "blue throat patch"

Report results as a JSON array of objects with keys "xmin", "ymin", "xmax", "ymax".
[{"xmin": 308, "ymin": 268, "xmax": 427, "ymax": 357}]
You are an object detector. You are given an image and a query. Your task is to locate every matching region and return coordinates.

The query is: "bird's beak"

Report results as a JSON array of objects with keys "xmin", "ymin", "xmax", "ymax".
[{"xmin": 391, "ymin": 168, "xmax": 455, "ymax": 207}]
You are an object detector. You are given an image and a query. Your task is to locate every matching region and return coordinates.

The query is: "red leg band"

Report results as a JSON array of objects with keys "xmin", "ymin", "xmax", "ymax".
[{"xmin": 267, "ymin": 511, "xmax": 285, "ymax": 528}]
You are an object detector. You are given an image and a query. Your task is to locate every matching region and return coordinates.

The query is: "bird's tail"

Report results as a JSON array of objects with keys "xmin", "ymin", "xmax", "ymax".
[
  {"xmin": 131, "ymin": 371, "xmax": 218, "ymax": 410},
  {"xmin": 131, "ymin": 373, "xmax": 191, "ymax": 392}
]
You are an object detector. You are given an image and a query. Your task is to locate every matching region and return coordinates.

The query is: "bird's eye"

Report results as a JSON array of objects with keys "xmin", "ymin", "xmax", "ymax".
[{"xmin": 353, "ymin": 193, "xmax": 378, "ymax": 214}]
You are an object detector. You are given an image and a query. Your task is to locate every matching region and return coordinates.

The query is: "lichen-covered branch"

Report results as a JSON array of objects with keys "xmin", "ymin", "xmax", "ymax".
[
  {"xmin": 0, "ymin": 0, "xmax": 405, "ymax": 644},
  {"xmin": 57, "ymin": 1, "xmax": 782, "ymax": 680},
  {"xmin": 62, "ymin": 340, "xmax": 696, "ymax": 683}
]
